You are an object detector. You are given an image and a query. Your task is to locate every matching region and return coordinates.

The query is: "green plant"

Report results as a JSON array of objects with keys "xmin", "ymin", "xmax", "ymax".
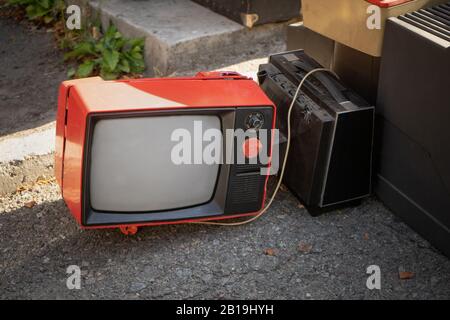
[
  {"xmin": 64, "ymin": 24, "xmax": 145, "ymax": 80},
  {"xmin": 5, "ymin": 0, "xmax": 146, "ymax": 80},
  {"xmin": 7, "ymin": 0, "xmax": 65, "ymax": 24}
]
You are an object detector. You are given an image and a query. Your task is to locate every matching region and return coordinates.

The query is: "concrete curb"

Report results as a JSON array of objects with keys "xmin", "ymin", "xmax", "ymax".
[
  {"xmin": 0, "ymin": 123, "xmax": 55, "ymax": 163},
  {"xmin": 89, "ymin": 0, "xmax": 287, "ymax": 76},
  {"xmin": 0, "ymin": 124, "xmax": 56, "ymax": 195}
]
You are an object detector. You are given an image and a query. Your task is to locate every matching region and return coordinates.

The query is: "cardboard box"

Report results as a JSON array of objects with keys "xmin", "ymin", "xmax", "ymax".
[
  {"xmin": 302, "ymin": 0, "xmax": 446, "ymax": 56},
  {"xmin": 287, "ymin": 22, "xmax": 335, "ymax": 68}
]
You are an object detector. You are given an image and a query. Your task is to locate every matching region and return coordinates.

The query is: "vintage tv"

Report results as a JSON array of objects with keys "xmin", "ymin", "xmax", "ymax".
[
  {"xmin": 55, "ymin": 72, "xmax": 275, "ymax": 232},
  {"xmin": 258, "ymin": 50, "xmax": 374, "ymax": 215}
]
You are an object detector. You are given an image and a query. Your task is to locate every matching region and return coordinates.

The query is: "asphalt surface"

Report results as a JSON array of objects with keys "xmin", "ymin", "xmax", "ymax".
[
  {"xmin": 0, "ymin": 14, "xmax": 66, "ymax": 137},
  {"xmin": 0, "ymin": 13, "xmax": 450, "ymax": 300},
  {"xmin": 1, "ymin": 181, "xmax": 450, "ymax": 299}
]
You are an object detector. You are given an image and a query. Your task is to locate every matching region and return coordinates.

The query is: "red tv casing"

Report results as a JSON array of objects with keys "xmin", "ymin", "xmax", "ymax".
[{"xmin": 55, "ymin": 72, "xmax": 276, "ymax": 230}]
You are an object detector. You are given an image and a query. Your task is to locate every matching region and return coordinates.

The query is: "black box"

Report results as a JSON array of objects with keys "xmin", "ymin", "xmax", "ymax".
[
  {"xmin": 258, "ymin": 50, "xmax": 374, "ymax": 214},
  {"xmin": 375, "ymin": 4, "xmax": 450, "ymax": 257},
  {"xmin": 332, "ymin": 43, "xmax": 381, "ymax": 105},
  {"xmin": 192, "ymin": 0, "xmax": 301, "ymax": 27}
]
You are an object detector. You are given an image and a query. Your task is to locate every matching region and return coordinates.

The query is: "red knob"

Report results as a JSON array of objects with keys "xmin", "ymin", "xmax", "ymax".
[{"xmin": 243, "ymin": 138, "xmax": 262, "ymax": 159}]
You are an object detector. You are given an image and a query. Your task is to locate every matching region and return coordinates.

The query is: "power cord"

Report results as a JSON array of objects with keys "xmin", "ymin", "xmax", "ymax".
[{"xmin": 191, "ymin": 68, "xmax": 338, "ymax": 226}]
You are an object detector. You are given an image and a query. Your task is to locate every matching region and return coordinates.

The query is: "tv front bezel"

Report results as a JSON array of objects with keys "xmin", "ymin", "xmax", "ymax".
[{"xmin": 81, "ymin": 107, "xmax": 240, "ymax": 227}]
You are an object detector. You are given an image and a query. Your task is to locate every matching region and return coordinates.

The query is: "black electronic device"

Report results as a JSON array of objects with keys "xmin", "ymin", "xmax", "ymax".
[
  {"xmin": 375, "ymin": 3, "xmax": 450, "ymax": 256},
  {"xmin": 258, "ymin": 50, "xmax": 374, "ymax": 215}
]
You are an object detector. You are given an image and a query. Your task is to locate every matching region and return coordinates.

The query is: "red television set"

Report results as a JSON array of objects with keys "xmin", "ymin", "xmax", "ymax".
[{"xmin": 55, "ymin": 72, "xmax": 276, "ymax": 233}]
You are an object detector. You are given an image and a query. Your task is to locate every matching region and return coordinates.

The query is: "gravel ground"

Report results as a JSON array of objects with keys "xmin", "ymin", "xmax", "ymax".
[{"xmin": 0, "ymin": 11, "xmax": 449, "ymax": 300}]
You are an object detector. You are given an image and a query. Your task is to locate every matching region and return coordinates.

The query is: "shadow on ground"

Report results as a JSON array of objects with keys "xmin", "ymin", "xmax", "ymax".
[
  {"xmin": 0, "ymin": 16, "xmax": 66, "ymax": 137},
  {"xmin": 1, "ymin": 184, "xmax": 449, "ymax": 300},
  {"xmin": 0, "ymin": 14, "xmax": 284, "ymax": 137}
]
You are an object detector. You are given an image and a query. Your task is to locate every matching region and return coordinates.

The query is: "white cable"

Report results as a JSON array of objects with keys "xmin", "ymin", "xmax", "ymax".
[{"xmin": 191, "ymin": 68, "xmax": 339, "ymax": 226}]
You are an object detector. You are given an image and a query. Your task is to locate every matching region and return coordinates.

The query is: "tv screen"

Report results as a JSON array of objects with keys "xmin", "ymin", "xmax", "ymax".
[{"xmin": 89, "ymin": 115, "xmax": 221, "ymax": 212}]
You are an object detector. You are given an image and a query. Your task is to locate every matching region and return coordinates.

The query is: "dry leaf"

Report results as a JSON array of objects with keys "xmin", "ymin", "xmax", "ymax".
[
  {"xmin": 16, "ymin": 177, "xmax": 55, "ymax": 194},
  {"xmin": 298, "ymin": 242, "xmax": 313, "ymax": 254},
  {"xmin": 92, "ymin": 26, "xmax": 101, "ymax": 40},
  {"xmin": 36, "ymin": 177, "xmax": 55, "ymax": 185},
  {"xmin": 279, "ymin": 184, "xmax": 288, "ymax": 192},
  {"xmin": 264, "ymin": 248, "xmax": 276, "ymax": 256},
  {"xmin": 16, "ymin": 185, "xmax": 28, "ymax": 193},
  {"xmin": 24, "ymin": 201, "xmax": 36, "ymax": 208},
  {"xmin": 363, "ymin": 233, "xmax": 369, "ymax": 240},
  {"xmin": 399, "ymin": 271, "xmax": 415, "ymax": 280}
]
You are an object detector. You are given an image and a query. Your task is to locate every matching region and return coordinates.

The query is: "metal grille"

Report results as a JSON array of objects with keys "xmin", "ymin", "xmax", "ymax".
[{"xmin": 399, "ymin": 2, "xmax": 450, "ymax": 42}]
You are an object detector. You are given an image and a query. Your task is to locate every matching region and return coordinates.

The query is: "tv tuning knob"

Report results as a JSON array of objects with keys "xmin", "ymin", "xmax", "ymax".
[{"xmin": 246, "ymin": 112, "xmax": 265, "ymax": 130}]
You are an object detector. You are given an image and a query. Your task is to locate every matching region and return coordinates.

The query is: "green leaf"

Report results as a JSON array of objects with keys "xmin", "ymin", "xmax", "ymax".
[
  {"xmin": 103, "ymin": 49, "xmax": 120, "ymax": 71},
  {"xmin": 127, "ymin": 37, "xmax": 144, "ymax": 49},
  {"xmin": 43, "ymin": 15, "xmax": 53, "ymax": 24},
  {"xmin": 26, "ymin": 4, "xmax": 52, "ymax": 19},
  {"xmin": 130, "ymin": 51, "xmax": 143, "ymax": 60},
  {"xmin": 54, "ymin": 0, "xmax": 65, "ymax": 10},
  {"xmin": 94, "ymin": 42, "xmax": 105, "ymax": 53},
  {"xmin": 100, "ymin": 71, "xmax": 119, "ymax": 80},
  {"xmin": 104, "ymin": 25, "xmax": 118, "ymax": 42},
  {"xmin": 132, "ymin": 45, "xmax": 142, "ymax": 53},
  {"xmin": 41, "ymin": 0, "xmax": 50, "ymax": 9},
  {"xmin": 130, "ymin": 65, "xmax": 145, "ymax": 74},
  {"xmin": 123, "ymin": 50, "xmax": 145, "ymax": 73},
  {"xmin": 64, "ymin": 42, "xmax": 95, "ymax": 60},
  {"xmin": 118, "ymin": 59, "xmax": 130, "ymax": 73},
  {"xmin": 115, "ymin": 38, "xmax": 126, "ymax": 50},
  {"xmin": 77, "ymin": 60, "xmax": 95, "ymax": 78},
  {"xmin": 67, "ymin": 67, "xmax": 76, "ymax": 79}
]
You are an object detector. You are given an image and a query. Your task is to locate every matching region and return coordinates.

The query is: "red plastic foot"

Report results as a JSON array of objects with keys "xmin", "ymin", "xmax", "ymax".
[{"xmin": 119, "ymin": 226, "xmax": 138, "ymax": 235}]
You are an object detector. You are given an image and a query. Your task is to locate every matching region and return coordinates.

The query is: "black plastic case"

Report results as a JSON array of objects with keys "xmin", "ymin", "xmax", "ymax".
[
  {"xmin": 375, "ymin": 3, "xmax": 450, "ymax": 257},
  {"xmin": 258, "ymin": 50, "xmax": 374, "ymax": 214}
]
